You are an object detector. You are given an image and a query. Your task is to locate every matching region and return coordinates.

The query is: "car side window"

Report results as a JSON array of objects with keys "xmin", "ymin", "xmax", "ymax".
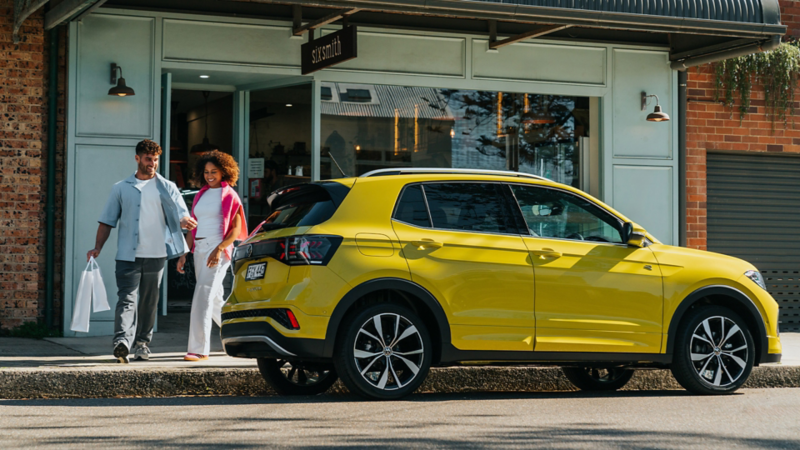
[
  {"xmin": 423, "ymin": 183, "xmax": 518, "ymax": 234},
  {"xmin": 393, "ymin": 184, "xmax": 431, "ymax": 228},
  {"xmin": 510, "ymin": 184, "xmax": 624, "ymax": 243}
]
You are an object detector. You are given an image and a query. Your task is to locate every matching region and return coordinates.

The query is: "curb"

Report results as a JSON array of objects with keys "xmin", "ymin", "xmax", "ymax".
[{"xmin": 1, "ymin": 365, "xmax": 799, "ymax": 399}]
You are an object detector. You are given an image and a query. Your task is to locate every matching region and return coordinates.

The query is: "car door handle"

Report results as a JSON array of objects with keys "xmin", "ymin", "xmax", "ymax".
[
  {"xmin": 531, "ymin": 248, "xmax": 562, "ymax": 258},
  {"xmin": 411, "ymin": 239, "xmax": 443, "ymax": 250}
]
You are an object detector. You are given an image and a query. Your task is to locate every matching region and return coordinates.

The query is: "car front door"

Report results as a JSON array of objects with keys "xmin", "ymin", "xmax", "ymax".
[
  {"xmin": 391, "ymin": 182, "xmax": 535, "ymax": 352},
  {"xmin": 509, "ymin": 183, "xmax": 664, "ymax": 354}
]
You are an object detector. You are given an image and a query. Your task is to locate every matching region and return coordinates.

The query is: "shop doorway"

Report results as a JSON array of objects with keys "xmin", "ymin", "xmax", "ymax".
[
  {"xmin": 245, "ymin": 83, "xmax": 313, "ymax": 232},
  {"xmin": 162, "ymin": 86, "xmax": 235, "ymax": 314}
]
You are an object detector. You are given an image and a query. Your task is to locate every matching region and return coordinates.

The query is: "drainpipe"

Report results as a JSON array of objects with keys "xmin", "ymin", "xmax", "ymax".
[
  {"xmin": 678, "ymin": 70, "xmax": 687, "ymax": 248},
  {"xmin": 670, "ymin": 36, "xmax": 781, "ymax": 71},
  {"xmin": 45, "ymin": 26, "xmax": 58, "ymax": 328}
]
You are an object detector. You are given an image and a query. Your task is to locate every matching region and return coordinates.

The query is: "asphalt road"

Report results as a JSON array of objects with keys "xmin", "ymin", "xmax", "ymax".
[{"xmin": 2, "ymin": 389, "xmax": 799, "ymax": 449}]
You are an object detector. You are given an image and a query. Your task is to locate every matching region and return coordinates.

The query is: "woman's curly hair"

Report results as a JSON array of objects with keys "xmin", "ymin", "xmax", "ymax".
[{"xmin": 191, "ymin": 150, "xmax": 239, "ymax": 187}]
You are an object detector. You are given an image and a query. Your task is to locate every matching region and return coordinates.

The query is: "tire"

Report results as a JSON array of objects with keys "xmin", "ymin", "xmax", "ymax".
[
  {"xmin": 257, "ymin": 358, "xmax": 338, "ymax": 396},
  {"xmin": 670, "ymin": 305, "xmax": 755, "ymax": 395},
  {"xmin": 334, "ymin": 303, "xmax": 432, "ymax": 400},
  {"xmin": 562, "ymin": 367, "xmax": 634, "ymax": 391}
]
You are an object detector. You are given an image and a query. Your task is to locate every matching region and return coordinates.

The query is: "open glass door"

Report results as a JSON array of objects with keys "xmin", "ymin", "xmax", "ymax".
[
  {"xmin": 158, "ymin": 73, "xmax": 171, "ymax": 318},
  {"xmin": 245, "ymin": 82, "xmax": 313, "ymax": 232}
]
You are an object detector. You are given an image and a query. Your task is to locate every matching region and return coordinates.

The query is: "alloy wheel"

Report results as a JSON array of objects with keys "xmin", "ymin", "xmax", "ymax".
[
  {"xmin": 353, "ymin": 313, "xmax": 425, "ymax": 391},
  {"xmin": 689, "ymin": 316, "xmax": 749, "ymax": 387}
]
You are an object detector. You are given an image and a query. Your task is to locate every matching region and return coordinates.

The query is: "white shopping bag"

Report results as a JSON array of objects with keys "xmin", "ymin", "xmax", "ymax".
[{"xmin": 70, "ymin": 257, "xmax": 111, "ymax": 333}]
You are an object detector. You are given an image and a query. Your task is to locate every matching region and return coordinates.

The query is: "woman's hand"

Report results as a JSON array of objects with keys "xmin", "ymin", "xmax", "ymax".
[
  {"xmin": 177, "ymin": 255, "xmax": 187, "ymax": 273},
  {"xmin": 207, "ymin": 246, "xmax": 224, "ymax": 268}
]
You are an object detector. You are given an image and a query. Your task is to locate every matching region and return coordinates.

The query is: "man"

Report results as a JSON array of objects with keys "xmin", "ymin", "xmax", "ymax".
[{"xmin": 87, "ymin": 140, "xmax": 197, "ymax": 363}]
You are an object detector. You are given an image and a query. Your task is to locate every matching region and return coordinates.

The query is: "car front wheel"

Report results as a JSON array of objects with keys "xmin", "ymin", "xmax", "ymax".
[
  {"xmin": 334, "ymin": 303, "xmax": 432, "ymax": 400},
  {"xmin": 670, "ymin": 305, "xmax": 755, "ymax": 395}
]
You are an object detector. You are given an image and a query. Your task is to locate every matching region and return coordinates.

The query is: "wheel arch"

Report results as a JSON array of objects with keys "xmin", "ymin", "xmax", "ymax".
[
  {"xmin": 322, "ymin": 278, "xmax": 451, "ymax": 364},
  {"xmin": 666, "ymin": 285, "xmax": 768, "ymax": 364}
]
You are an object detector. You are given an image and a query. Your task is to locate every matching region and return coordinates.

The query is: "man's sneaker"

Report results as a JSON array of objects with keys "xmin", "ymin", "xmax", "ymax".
[
  {"xmin": 132, "ymin": 343, "xmax": 151, "ymax": 361},
  {"xmin": 113, "ymin": 342, "xmax": 129, "ymax": 364}
]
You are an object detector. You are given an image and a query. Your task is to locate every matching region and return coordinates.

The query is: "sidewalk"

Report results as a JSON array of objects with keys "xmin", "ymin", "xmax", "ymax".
[
  {"xmin": 0, "ymin": 313, "xmax": 255, "ymax": 370},
  {"xmin": 1, "ymin": 314, "xmax": 798, "ymax": 399}
]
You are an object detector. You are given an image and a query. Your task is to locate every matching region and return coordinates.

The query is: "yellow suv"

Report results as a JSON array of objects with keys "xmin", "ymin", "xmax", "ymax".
[{"xmin": 221, "ymin": 169, "xmax": 781, "ymax": 400}]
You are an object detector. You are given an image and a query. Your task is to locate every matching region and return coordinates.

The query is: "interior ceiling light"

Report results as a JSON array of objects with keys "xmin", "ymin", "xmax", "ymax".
[
  {"xmin": 286, "ymin": 104, "xmax": 293, "ymax": 107},
  {"xmin": 199, "ymin": 75, "xmax": 210, "ymax": 79},
  {"xmin": 190, "ymin": 91, "xmax": 220, "ymax": 154},
  {"xmin": 107, "ymin": 63, "xmax": 135, "ymax": 97},
  {"xmin": 642, "ymin": 92, "xmax": 670, "ymax": 122}
]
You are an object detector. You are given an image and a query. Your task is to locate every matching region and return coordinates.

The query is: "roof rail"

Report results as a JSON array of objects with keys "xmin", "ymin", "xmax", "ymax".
[{"xmin": 359, "ymin": 168, "xmax": 549, "ymax": 181}]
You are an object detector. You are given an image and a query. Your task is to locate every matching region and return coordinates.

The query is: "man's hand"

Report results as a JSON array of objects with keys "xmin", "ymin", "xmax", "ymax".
[
  {"xmin": 87, "ymin": 248, "xmax": 100, "ymax": 262},
  {"xmin": 180, "ymin": 216, "xmax": 197, "ymax": 231}
]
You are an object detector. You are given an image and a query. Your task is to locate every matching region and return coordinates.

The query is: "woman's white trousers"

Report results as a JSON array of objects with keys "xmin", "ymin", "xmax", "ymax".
[{"xmin": 188, "ymin": 238, "xmax": 231, "ymax": 355}]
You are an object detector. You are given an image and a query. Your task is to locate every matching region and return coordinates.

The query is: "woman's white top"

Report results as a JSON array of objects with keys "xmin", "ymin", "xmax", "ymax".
[{"xmin": 195, "ymin": 187, "xmax": 224, "ymax": 242}]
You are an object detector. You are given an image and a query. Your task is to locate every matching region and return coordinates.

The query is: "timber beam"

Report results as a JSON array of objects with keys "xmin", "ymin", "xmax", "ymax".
[
  {"xmin": 489, "ymin": 24, "xmax": 571, "ymax": 50},
  {"xmin": 293, "ymin": 7, "xmax": 360, "ymax": 36}
]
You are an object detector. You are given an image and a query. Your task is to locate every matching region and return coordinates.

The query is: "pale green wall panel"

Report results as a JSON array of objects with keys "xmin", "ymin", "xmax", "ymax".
[
  {"xmin": 326, "ymin": 31, "xmax": 465, "ymax": 77},
  {"xmin": 163, "ymin": 19, "xmax": 301, "ymax": 67},
  {"xmin": 472, "ymin": 40, "xmax": 606, "ymax": 86},
  {"xmin": 76, "ymin": 15, "xmax": 155, "ymax": 138},
  {"xmin": 66, "ymin": 144, "xmax": 136, "ymax": 336},
  {"xmin": 612, "ymin": 165, "xmax": 674, "ymax": 245},
  {"xmin": 611, "ymin": 49, "xmax": 672, "ymax": 159}
]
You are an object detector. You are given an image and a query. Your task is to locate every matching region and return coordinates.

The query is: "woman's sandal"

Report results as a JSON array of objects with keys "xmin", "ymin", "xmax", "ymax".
[{"xmin": 184, "ymin": 353, "xmax": 209, "ymax": 361}]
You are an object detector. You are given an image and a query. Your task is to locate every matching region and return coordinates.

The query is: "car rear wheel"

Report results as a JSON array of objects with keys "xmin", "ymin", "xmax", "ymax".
[
  {"xmin": 257, "ymin": 358, "xmax": 338, "ymax": 396},
  {"xmin": 562, "ymin": 367, "xmax": 634, "ymax": 391},
  {"xmin": 670, "ymin": 305, "xmax": 755, "ymax": 395},
  {"xmin": 334, "ymin": 303, "xmax": 432, "ymax": 400}
]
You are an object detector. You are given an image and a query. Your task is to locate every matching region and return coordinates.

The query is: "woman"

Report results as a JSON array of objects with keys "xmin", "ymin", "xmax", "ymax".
[{"xmin": 177, "ymin": 150, "xmax": 248, "ymax": 361}]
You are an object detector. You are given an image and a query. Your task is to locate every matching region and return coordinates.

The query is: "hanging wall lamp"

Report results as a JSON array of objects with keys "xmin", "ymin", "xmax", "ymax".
[
  {"xmin": 190, "ymin": 91, "xmax": 220, "ymax": 154},
  {"xmin": 641, "ymin": 92, "xmax": 669, "ymax": 122},
  {"xmin": 108, "ymin": 63, "xmax": 135, "ymax": 97}
]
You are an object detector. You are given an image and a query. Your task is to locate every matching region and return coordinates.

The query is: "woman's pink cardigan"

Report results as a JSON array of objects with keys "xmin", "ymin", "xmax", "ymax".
[{"xmin": 189, "ymin": 181, "xmax": 249, "ymax": 259}]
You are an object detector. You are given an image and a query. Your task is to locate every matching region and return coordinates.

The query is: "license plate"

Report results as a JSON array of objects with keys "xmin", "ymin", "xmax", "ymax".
[{"xmin": 245, "ymin": 262, "xmax": 266, "ymax": 281}]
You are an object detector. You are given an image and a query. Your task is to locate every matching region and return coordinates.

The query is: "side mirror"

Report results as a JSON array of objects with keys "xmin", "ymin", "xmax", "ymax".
[{"xmin": 623, "ymin": 222, "xmax": 647, "ymax": 247}]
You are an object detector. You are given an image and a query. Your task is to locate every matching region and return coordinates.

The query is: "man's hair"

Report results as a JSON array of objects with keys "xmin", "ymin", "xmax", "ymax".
[{"xmin": 135, "ymin": 139, "xmax": 162, "ymax": 156}]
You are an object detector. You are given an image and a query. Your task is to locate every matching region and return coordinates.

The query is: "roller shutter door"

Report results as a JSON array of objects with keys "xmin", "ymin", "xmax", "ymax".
[{"xmin": 707, "ymin": 152, "xmax": 800, "ymax": 331}]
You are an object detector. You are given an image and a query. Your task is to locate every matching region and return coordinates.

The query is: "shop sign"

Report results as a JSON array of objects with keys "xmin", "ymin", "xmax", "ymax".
[{"xmin": 301, "ymin": 26, "xmax": 357, "ymax": 75}]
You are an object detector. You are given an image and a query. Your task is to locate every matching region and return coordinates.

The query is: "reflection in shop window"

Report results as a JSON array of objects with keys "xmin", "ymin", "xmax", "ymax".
[{"xmin": 320, "ymin": 83, "xmax": 592, "ymax": 189}]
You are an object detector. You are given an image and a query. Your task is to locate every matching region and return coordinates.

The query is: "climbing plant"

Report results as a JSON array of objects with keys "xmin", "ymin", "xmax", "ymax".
[{"xmin": 714, "ymin": 41, "xmax": 800, "ymax": 127}]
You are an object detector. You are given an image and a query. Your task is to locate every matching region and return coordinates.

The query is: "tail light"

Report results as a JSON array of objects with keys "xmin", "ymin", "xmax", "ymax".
[{"xmin": 233, "ymin": 235, "xmax": 342, "ymax": 266}]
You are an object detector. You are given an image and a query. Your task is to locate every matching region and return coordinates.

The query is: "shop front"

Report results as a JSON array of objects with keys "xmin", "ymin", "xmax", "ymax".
[{"xmin": 58, "ymin": 1, "xmax": 784, "ymax": 335}]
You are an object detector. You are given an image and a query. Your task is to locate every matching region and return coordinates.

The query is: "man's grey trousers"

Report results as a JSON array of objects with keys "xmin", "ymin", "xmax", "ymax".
[{"xmin": 114, "ymin": 257, "xmax": 167, "ymax": 349}]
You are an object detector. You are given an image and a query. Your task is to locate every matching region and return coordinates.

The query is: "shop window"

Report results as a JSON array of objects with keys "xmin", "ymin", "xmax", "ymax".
[{"xmin": 320, "ymin": 83, "xmax": 595, "ymax": 191}]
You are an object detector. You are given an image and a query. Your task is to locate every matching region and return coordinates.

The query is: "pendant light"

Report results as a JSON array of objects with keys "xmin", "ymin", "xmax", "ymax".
[{"xmin": 190, "ymin": 91, "xmax": 220, "ymax": 154}]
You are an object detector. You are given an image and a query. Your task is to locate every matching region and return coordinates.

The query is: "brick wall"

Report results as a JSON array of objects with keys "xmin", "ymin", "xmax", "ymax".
[
  {"xmin": 684, "ymin": 0, "xmax": 800, "ymax": 250},
  {"xmin": 0, "ymin": 0, "xmax": 66, "ymax": 331}
]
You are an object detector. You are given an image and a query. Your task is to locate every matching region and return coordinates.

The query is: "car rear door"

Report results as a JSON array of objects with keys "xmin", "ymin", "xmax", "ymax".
[
  {"xmin": 391, "ymin": 182, "xmax": 535, "ymax": 352},
  {"xmin": 509, "ymin": 183, "xmax": 664, "ymax": 354}
]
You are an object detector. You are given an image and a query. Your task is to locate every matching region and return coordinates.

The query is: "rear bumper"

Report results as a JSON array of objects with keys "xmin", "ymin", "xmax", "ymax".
[
  {"xmin": 763, "ymin": 353, "xmax": 782, "ymax": 364},
  {"xmin": 220, "ymin": 321, "xmax": 327, "ymax": 362}
]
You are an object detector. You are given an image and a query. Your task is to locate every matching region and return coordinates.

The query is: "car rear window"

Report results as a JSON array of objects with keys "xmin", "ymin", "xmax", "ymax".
[
  {"xmin": 394, "ymin": 185, "xmax": 431, "ymax": 227},
  {"xmin": 259, "ymin": 183, "xmax": 349, "ymax": 231},
  {"xmin": 423, "ymin": 183, "xmax": 519, "ymax": 234}
]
